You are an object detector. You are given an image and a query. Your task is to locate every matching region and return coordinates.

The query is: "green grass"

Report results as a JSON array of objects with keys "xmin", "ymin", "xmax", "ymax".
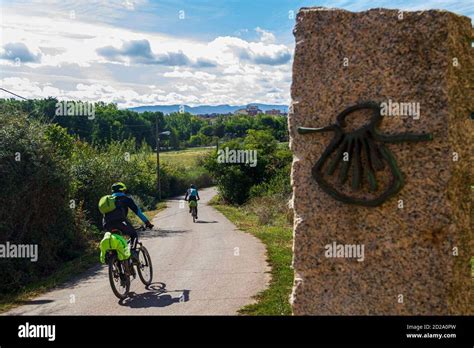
[
  {"xmin": 0, "ymin": 203, "xmax": 167, "ymax": 314},
  {"xmin": 159, "ymin": 147, "xmax": 212, "ymax": 169},
  {"xmin": 211, "ymin": 196, "xmax": 293, "ymax": 315}
]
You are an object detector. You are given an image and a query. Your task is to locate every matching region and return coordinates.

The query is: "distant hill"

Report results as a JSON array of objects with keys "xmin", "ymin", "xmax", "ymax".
[{"xmin": 128, "ymin": 104, "xmax": 288, "ymax": 115}]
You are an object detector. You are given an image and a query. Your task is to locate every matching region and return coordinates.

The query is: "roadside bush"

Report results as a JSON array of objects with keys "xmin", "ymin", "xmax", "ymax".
[
  {"xmin": 0, "ymin": 113, "xmax": 96, "ymax": 294},
  {"xmin": 249, "ymin": 162, "xmax": 291, "ymax": 198},
  {"xmin": 160, "ymin": 162, "xmax": 213, "ymax": 198},
  {"xmin": 68, "ymin": 139, "xmax": 159, "ymax": 226},
  {"xmin": 204, "ymin": 130, "xmax": 291, "ymax": 205},
  {"xmin": 210, "ymin": 164, "xmax": 255, "ymax": 204}
]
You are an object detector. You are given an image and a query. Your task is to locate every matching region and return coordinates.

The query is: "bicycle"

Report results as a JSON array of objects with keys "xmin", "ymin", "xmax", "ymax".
[
  {"xmin": 187, "ymin": 199, "xmax": 198, "ymax": 223},
  {"xmin": 105, "ymin": 225, "xmax": 153, "ymax": 300}
]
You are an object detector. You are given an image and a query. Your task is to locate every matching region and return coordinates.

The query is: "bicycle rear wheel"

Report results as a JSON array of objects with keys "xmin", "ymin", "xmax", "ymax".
[
  {"xmin": 137, "ymin": 245, "xmax": 153, "ymax": 286},
  {"xmin": 108, "ymin": 256, "xmax": 130, "ymax": 299}
]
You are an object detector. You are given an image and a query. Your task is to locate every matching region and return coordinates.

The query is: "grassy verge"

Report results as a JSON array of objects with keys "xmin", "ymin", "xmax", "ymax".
[
  {"xmin": 152, "ymin": 147, "xmax": 214, "ymax": 194},
  {"xmin": 159, "ymin": 147, "xmax": 212, "ymax": 168},
  {"xmin": 210, "ymin": 195, "xmax": 293, "ymax": 315},
  {"xmin": 0, "ymin": 202, "xmax": 167, "ymax": 314}
]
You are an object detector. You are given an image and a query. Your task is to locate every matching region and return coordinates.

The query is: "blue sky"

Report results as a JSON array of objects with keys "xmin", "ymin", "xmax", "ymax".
[
  {"xmin": 0, "ymin": 0, "xmax": 472, "ymax": 107},
  {"xmin": 121, "ymin": 0, "xmax": 474, "ymax": 42}
]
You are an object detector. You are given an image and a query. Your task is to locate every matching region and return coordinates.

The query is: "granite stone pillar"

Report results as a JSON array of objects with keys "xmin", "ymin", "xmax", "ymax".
[{"xmin": 289, "ymin": 8, "xmax": 473, "ymax": 315}]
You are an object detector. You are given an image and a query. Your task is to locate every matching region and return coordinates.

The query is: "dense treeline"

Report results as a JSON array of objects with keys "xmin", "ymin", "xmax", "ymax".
[{"xmin": 0, "ymin": 98, "xmax": 288, "ymax": 150}]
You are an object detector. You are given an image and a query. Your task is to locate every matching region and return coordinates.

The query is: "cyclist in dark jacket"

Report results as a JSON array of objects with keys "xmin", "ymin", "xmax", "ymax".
[{"xmin": 103, "ymin": 182, "xmax": 153, "ymax": 250}]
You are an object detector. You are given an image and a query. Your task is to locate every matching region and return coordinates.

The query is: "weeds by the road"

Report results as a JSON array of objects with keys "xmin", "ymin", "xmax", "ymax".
[{"xmin": 210, "ymin": 194, "xmax": 293, "ymax": 315}]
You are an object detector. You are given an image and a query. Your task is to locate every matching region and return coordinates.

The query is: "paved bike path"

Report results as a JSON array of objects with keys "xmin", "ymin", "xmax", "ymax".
[{"xmin": 5, "ymin": 187, "xmax": 270, "ymax": 315}]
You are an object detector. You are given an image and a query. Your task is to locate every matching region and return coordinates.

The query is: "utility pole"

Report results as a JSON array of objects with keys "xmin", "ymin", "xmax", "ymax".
[
  {"xmin": 155, "ymin": 116, "xmax": 170, "ymax": 202},
  {"xmin": 156, "ymin": 116, "xmax": 161, "ymax": 201}
]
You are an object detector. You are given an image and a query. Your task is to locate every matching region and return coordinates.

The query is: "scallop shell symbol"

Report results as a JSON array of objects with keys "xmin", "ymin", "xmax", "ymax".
[{"xmin": 297, "ymin": 102, "xmax": 432, "ymax": 206}]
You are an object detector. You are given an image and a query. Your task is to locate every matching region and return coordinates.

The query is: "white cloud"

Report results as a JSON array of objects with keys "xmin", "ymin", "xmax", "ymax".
[
  {"xmin": 209, "ymin": 36, "xmax": 291, "ymax": 66},
  {"xmin": 0, "ymin": 42, "xmax": 42, "ymax": 63},
  {"xmin": 122, "ymin": 0, "xmax": 142, "ymax": 11},
  {"xmin": 175, "ymin": 84, "xmax": 199, "ymax": 92},
  {"xmin": 1, "ymin": 77, "xmax": 61, "ymax": 98},
  {"xmin": 0, "ymin": 9, "xmax": 292, "ymax": 106},
  {"xmin": 0, "ymin": 76, "xmax": 174, "ymax": 108},
  {"xmin": 255, "ymin": 27, "xmax": 276, "ymax": 44},
  {"xmin": 163, "ymin": 70, "xmax": 217, "ymax": 80}
]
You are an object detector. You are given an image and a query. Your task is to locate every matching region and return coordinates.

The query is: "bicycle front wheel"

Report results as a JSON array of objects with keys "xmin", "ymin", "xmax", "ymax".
[{"xmin": 137, "ymin": 246, "xmax": 153, "ymax": 286}]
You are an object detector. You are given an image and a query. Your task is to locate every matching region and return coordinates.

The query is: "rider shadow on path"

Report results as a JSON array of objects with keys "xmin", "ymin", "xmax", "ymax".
[
  {"xmin": 139, "ymin": 228, "xmax": 190, "ymax": 239},
  {"xmin": 194, "ymin": 220, "xmax": 218, "ymax": 224},
  {"xmin": 16, "ymin": 299, "xmax": 55, "ymax": 305},
  {"xmin": 119, "ymin": 283, "xmax": 190, "ymax": 309}
]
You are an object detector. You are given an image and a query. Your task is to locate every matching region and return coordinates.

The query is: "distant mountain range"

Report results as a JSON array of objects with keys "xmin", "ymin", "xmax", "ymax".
[{"xmin": 128, "ymin": 104, "xmax": 288, "ymax": 115}]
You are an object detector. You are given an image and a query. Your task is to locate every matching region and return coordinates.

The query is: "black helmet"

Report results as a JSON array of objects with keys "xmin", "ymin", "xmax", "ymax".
[{"xmin": 190, "ymin": 184, "xmax": 196, "ymax": 189}]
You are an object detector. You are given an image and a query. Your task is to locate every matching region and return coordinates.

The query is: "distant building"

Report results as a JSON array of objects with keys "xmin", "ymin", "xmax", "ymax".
[
  {"xmin": 246, "ymin": 105, "xmax": 262, "ymax": 116},
  {"xmin": 265, "ymin": 109, "xmax": 283, "ymax": 116},
  {"xmin": 234, "ymin": 108, "xmax": 249, "ymax": 115}
]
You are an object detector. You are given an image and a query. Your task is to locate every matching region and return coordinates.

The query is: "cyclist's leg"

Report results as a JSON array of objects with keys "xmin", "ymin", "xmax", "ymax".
[
  {"xmin": 112, "ymin": 220, "xmax": 138, "ymax": 249},
  {"xmin": 123, "ymin": 220, "xmax": 138, "ymax": 249}
]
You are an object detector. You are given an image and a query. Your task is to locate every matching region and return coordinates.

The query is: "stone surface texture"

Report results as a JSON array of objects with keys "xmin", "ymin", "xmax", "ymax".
[{"xmin": 289, "ymin": 7, "xmax": 473, "ymax": 315}]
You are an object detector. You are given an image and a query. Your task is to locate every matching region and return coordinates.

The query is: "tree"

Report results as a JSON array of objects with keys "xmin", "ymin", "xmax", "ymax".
[
  {"xmin": 188, "ymin": 134, "xmax": 202, "ymax": 147},
  {"xmin": 168, "ymin": 127, "xmax": 180, "ymax": 149},
  {"xmin": 213, "ymin": 122, "xmax": 225, "ymax": 138},
  {"xmin": 204, "ymin": 130, "xmax": 287, "ymax": 204},
  {"xmin": 0, "ymin": 99, "xmax": 289, "ymax": 147},
  {"xmin": 200, "ymin": 125, "xmax": 214, "ymax": 137}
]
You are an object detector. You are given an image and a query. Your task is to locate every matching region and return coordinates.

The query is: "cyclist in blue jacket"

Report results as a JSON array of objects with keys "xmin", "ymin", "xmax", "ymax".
[
  {"xmin": 184, "ymin": 184, "xmax": 200, "ymax": 218},
  {"xmin": 103, "ymin": 182, "xmax": 153, "ymax": 250}
]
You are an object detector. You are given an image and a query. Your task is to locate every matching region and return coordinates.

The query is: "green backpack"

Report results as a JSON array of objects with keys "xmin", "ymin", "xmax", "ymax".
[{"xmin": 98, "ymin": 195, "xmax": 116, "ymax": 214}]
